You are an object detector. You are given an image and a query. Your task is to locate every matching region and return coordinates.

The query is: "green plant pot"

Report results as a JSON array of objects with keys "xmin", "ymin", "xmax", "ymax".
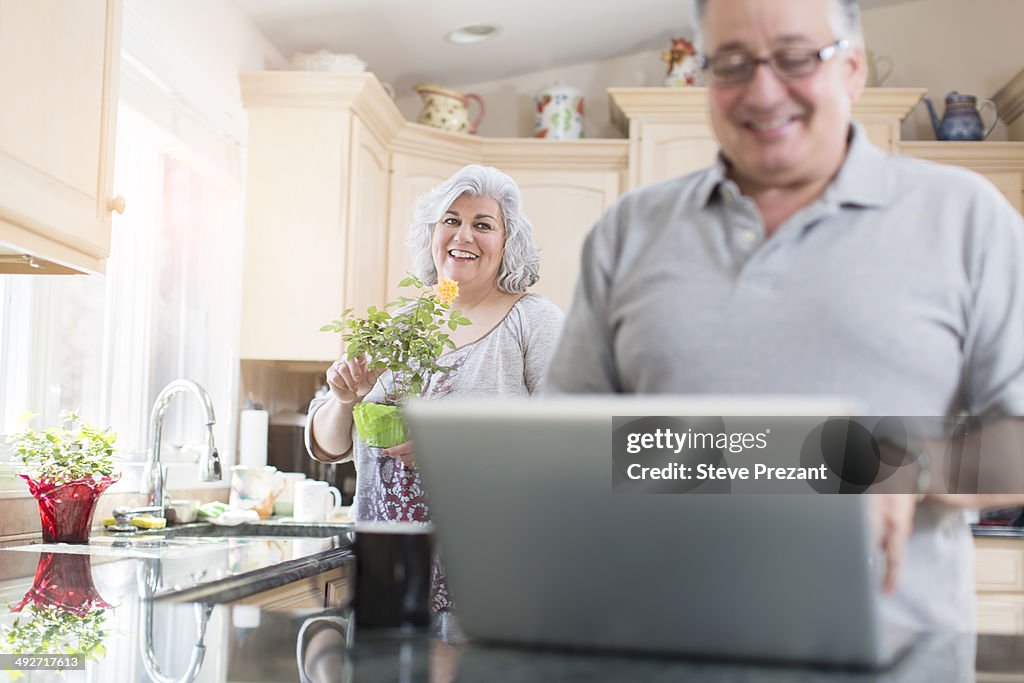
[{"xmin": 352, "ymin": 403, "xmax": 408, "ymax": 449}]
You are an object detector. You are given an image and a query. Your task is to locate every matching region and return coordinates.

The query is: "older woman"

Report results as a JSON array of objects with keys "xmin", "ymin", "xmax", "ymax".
[{"xmin": 305, "ymin": 164, "xmax": 563, "ymax": 523}]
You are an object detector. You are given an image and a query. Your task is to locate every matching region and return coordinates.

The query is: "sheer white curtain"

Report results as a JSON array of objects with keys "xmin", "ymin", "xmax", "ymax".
[{"xmin": 0, "ymin": 103, "xmax": 243, "ymax": 482}]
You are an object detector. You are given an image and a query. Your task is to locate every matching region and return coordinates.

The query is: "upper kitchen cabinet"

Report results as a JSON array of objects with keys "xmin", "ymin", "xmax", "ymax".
[
  {"xmin": 240, "ymin": 71, "xmax": 628, "ymax": 361},
  {"xmin": 902, "ymin": 142, "xmax": 1024, "ymax": 213},
  {"xmin": 239, "ymin": 73, "xmax": 400, "ymax": 361},
  {"xmin": 482, "ymin": 140, "xmax": 625, "ymax": 311},
  {"xmin": 0, "ymin": 0, "xmax": 123, "ymax": 274},
  {"xmin": 609, "ymin": 87, "xmax": 927, "ymax": 189}
]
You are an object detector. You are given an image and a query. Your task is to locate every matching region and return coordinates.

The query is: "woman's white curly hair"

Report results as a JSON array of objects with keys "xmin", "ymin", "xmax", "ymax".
[{"xmin": 407, "ymin": 164, "xmax": 540, "ymax": 294}]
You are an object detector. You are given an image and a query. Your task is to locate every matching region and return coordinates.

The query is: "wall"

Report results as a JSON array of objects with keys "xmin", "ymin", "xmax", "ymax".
[
  {"xmin": 122, "ymin": 0, "xmax": 285, "ymax": 145},
  {"xmin": 860, "ymin": 0, "xmax": 1024, "ymax": 141},
  {"xmin": 395, "ymin": 48, "xmax": 667, "ymax": 139},
  {"xmin": 396, "ymin": 0, "xmax": 1024, "ymax": 141}
]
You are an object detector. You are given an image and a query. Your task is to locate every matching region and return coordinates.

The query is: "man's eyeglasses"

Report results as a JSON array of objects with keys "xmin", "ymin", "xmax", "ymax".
[{"xmin": 699, "ymin": 39, "xmax": 850, "ymax": 85}]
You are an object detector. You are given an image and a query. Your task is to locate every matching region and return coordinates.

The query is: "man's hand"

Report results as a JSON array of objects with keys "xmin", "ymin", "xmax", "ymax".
[{"xmin": 868, "ymin": 494, "xmax": 917, "ymax": 593}]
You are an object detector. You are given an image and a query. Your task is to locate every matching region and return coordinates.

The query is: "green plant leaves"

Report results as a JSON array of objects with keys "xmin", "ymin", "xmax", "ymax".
[
  {"xmin": 5, "ymin": 412, "xmax": 118, "ymax": 486},
  {"xmin": 319, "ymin": 276, "xmax": 472, "ymax": 403}
]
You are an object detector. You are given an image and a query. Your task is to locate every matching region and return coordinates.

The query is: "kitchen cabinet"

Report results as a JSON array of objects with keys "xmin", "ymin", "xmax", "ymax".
[
  {"xmin": 0, "ymin": 0, "xmax": 123, "ymax": 275},
  {"xmin": 484, "ymin": 141, "xmax": 625, "ymax": 310},
  {"xmin": 902, "ymin": 142, "xmax": 1024, "ymax": 213},
  {"xmin": 240, "ymin": 73, "xmax": 627, "ymax": 361},
  {"xmin": 608, "ymin": 87, "xmax": 928, "ymax": 190},
  {"xmin": 975, "ymin": 537, "xmax": 1024, "ymax": 634},
  {"xmin": 239, "ymin": 73, "xmax": 401, "ymax": 361},
  {"xmin": 231, "ymin": 563, "xmax": 351, "ymax": 611}
]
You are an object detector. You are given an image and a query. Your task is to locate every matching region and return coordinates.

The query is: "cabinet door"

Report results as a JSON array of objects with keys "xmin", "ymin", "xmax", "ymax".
[
  {"xmin": 977, "ymin": 595, "xmax": 1024, "ymax": 635},
  {"xmin": 385, "ymin": 153, "xmax": 467, "ymax": 304},
  {"xmin": 975, "ymin": 170, "xmax": 1023, "ymax": 213},
  {"xmin": 0, "ymin": 0, "xmax": 121, "ymax": 273},
  {"xmin": 241, "ymin": 108, "xmax": 350, "ymax": 361},
  {"xmin": 974, "ymin": 537, "xmax": 1024, "ymax": 634},
  {"xmin": 633, "ymin": 121, "xmax": 719, "ymax": 189},
  {"xmin": 515, "ymin": 170, "xmax": 622, "ymax": 311},
  {"xmin": 899, "ymin": 142, "xmax": 1024, "ymax": 215},
  {"xmin": 344, "ymin": 119, "xmax": 390, "ymax": 320}
]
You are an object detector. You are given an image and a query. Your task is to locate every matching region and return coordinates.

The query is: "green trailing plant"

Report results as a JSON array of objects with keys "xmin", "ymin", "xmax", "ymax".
[
  {"xmin": 5, "ymin": 412, "xmax": 118, "ymax": 485},
  {"xmin": 320, "ymin": 275, "xmax": 470, "ymax": 405},
  {"xmin": 2, "ymin": 602, "xmax": 110, "ymax": 662}
]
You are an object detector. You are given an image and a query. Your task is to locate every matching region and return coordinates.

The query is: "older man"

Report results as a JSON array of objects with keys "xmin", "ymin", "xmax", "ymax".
[{"xmin": 546, "ymin": 0, "xmax": 1024, "ymax": 630}]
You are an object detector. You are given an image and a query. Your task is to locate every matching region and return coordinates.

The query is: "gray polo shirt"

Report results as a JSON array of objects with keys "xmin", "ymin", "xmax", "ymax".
[{"xmin": 547, "ymin": 123, "xmax": 1024, "ymax": 630}]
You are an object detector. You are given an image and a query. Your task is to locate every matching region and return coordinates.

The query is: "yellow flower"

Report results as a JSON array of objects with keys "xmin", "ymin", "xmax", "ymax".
[{"xmin": 434, "ymin": 277, "xmax": 459, "ymax": 305}]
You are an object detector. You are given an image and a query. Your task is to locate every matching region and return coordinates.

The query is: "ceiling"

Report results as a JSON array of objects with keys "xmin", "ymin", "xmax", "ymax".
[{"xmin": 232, "ymin": 0, "xmax": 915, "ymax": 95}]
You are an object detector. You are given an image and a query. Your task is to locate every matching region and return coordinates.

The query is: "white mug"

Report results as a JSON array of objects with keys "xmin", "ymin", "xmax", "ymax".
[{"xmin": 293, "ymin": 480, "xmax": 343, "ymax": 522}]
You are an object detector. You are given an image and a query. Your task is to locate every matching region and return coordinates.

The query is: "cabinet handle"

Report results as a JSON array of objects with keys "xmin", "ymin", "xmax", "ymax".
[{"xmin": 108, "ymin": 195, "xmax": 126, "ymax": 214}]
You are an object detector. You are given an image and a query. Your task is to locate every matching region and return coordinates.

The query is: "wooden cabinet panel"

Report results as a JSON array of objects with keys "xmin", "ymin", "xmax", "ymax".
[
  {"xmin": 385, "ymin": 153, "xmax": 469, "ymax": 304},
  {"xmin": 634, "ymin": 122, "xmax": 718, "ymax": 190},
  {"xmin": 239, "ymin": 74, "xmax": 399, "ymax": 361},
  {"xmin": 977, "ymin": 596, "xmax": 1024, "ymax": 635},
  {"xmin": 239, "ymin": 106, "xmax": 352, "ymax": 361},
  {"xmin": 514, "ymin": 170, "xmax": 621, "ymax": 312},
  {"xmin": 898, "ymin": 142, "xmax": 1024, "ymax": 215},
  {"xmin": 0, "ymin": 0, "xmax": 121, "ymax": 274},
  {"xmin": 344, "ymin": 120, "xmax": 390, "ymax": 321},
  {"xmin": 976, "ymin": 539, "xmax": 1024, "ymax": 592},
  {"xmin": 979, "ymin": 171, "xmax": 1024, "ymax": 213},
  {"xmin": 975, "ymin": 537, "xmax": 1024, "ymax": 635},
  {"xmin": 233, "ymin": 564, "xmax": 350, "ymax": 611}
]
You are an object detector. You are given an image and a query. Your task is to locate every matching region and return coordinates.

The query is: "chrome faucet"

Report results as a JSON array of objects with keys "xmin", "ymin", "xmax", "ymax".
[
  {"xmin": 138, "ymin": 559, "xmax": 214, "ymax": 683},
  {"xmin": 146, "ymin": 379, "xmax": 222, "ymax": 509}
]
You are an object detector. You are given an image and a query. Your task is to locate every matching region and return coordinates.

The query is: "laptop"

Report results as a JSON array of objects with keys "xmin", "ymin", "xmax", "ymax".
[{"xmin": 405, "ymin": 396, "xmax": 913, "ymax": 669}]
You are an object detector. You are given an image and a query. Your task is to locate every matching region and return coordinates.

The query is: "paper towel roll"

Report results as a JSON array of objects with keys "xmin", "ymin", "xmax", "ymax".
[{"xmin": 238, "ymin": 409, "xmax": 269, "ymax": 468}]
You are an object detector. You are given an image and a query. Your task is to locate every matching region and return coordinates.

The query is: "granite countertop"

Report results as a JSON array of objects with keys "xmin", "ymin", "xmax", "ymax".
[
  {"xmin": 972, "ymin": 524, "xmax": 1024, "ymax": 538},
  {"xmin": 1, "ymin": 535, "xmax": 1024, "ymax": 682}
]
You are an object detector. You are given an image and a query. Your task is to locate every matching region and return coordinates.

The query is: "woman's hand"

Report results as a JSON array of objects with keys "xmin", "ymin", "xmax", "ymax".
[
  {"xmin": 383, "ymin": 440, "xmax": 416, "ymax": 468},
  {"xmin": 326, "ymin": 356, "xmax": 383, "ymax": 405}
]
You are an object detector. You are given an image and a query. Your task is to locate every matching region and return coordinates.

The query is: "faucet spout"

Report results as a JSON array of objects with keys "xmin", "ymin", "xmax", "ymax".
[{"xmin": 148, "ymin": 379, "xmax": 222, "ymax": 509}]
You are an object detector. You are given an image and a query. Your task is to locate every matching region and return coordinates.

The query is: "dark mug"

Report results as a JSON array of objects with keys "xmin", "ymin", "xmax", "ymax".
[{"xmin": 353, "ymin": 521, "xmax": 434, "ymax": 629}]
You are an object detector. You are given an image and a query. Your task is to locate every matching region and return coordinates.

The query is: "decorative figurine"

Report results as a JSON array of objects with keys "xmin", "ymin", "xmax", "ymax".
[{"xmin": 662, "ymin": 37, "xmax": 703, "ymax": 87}]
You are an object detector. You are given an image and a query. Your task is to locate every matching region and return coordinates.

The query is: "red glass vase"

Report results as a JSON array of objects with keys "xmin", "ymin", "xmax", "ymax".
[
  {"xmin": 12, "ymin": 552, "xmax": 112, "ymax": 615},
  {"xmin": 20, "ymin": 474, "xmax": 117, "ymax": 544}
]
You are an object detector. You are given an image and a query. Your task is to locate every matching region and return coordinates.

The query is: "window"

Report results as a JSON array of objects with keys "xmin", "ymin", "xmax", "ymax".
[{"xmin": 0, "ymin": 104, "xmax": 243, "ymax": 481}]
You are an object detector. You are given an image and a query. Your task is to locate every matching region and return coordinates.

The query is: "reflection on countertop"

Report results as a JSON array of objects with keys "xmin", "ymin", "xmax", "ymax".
[{"xmin": 1, "ymin": 544, "xmax": 1024, "ymax": 682}]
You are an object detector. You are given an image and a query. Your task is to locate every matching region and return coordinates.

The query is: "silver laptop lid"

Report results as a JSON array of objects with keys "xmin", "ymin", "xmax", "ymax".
[{"xmin": 406, "ymin": 396, "xmax": 899, "ymax": 668}]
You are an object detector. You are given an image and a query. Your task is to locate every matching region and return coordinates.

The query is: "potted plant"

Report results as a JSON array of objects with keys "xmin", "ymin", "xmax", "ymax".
[
  {"xmin": 320, "ymin": 275, "xmax": 470, "ymax": 448},
  {"xmin": 5, "ymin": 411, "xmax": 118, "ymax": 544}
]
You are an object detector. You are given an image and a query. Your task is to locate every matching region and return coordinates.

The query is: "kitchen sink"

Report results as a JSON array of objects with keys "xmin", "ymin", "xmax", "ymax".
[{"xmin": 138, "ymin": 520, "xmax": 353, "ymax": 539}]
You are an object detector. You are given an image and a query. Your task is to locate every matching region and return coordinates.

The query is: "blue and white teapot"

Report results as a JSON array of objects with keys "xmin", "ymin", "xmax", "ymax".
[{"xmin": 922, "ymin": 91, "xmax": 998, "ymax": 141}]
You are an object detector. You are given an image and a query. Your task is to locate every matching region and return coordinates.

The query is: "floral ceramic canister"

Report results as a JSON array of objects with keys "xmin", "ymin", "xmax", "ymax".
[{"xmin": 534, "ymin": 83, "xmax": 584, "ymax": 139}]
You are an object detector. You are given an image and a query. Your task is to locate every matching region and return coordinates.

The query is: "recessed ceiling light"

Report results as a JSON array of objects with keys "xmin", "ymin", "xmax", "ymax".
[{"xmin": 445, "ymin": 24, "xmax": 501, "ymax": 45}]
